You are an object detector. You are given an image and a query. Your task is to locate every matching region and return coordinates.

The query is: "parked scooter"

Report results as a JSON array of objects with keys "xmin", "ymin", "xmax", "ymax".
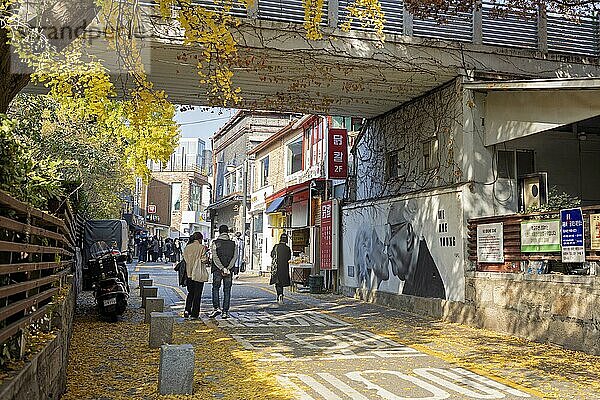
[{"xmin": 88, "ymin": 241, "xmax": 130, "ymax": 320}]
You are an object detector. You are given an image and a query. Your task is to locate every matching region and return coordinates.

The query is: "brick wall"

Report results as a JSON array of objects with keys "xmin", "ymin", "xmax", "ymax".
[
  {"xmin": 254, "ymin": 138, "xmax": 286, "ymax": 195},
  {"xmin": 150, "ymin": 171, "xmax": 207, "ymax": 232}
]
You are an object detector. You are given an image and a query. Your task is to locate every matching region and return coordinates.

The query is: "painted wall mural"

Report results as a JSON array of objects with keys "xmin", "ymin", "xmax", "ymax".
[{"xmin": 342, "ymin": 191, "xmax": 465, "ymax": 302}]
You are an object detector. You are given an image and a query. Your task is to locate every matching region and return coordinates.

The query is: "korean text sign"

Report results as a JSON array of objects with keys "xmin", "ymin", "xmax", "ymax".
[
  {"xmin": 560, "ymin": 208, "xmax": 585, "ymax": 263},
  {"xmin": 320, "ymin": 200, "xmax": 333, "ymax": 270},
  {"xmin": 327, "ymin": 128, "xmax": 348, "ymax": 179}
]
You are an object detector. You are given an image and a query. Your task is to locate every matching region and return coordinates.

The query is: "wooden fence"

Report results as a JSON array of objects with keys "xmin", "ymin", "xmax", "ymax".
[
  {"xmin": 0, "ymin": 190, "xmax": 76, "ymax": 353},
  {"xmin": 468, "ymin": 206, "xmax": 600, "ymax": 272}
]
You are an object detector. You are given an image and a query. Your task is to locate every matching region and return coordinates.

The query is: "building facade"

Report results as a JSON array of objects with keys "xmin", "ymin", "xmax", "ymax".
[
  {"xmin": 209, "ymin": 111, "xmax": 298, "ymax": 238},
  {"xmin": 148, "ymin": 170, "xmax": 211, "ymax": 239},
  {"xmin": 248, "ymin": 115, "xmax": 361, "ymax": 275},
  {"xmin": 341, "ymin": 76, "xmax": 600, "ymax": 355}
]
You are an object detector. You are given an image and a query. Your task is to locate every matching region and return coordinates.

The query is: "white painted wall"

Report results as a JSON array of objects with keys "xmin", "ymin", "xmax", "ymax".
[{"xmin": 484, "ymin": 89, "xmax": 600, "ymax": 146}]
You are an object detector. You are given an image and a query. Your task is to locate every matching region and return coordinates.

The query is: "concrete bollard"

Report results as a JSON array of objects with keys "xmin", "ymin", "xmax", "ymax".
[
  {"xmin": 141, "ymin": 286, "xmax": 158, "ymax": 308},
  {"xmin": 139, "ymin": 278, "xmax": 153, "ymax": 296},
  {"xmin": 149, "ymin": 312, "xmax": 174, "ymax": 348},
  {"xmin": 145, "ymin": 297, "xmax": 165, "ymax": 323},
  {"xmin": 158, "ymin": 344, "xmax": 194, "ymax": 395},
  {"xmin": 138, "ymin": 273, "xmax": 150, "ymax": 280}
]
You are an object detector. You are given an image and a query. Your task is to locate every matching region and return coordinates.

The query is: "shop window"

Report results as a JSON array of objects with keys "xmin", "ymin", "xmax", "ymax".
[
  {"xmin": 287, "ymin": 136, "xmax": 303, "ymax": 175},
  {"xmin": 260, "ymin": 156, "xmax": 269, "ymax": 187},
  {"xmin": 171, "ymin": 182, "xmax": 181, "ymax": 212},
  {"xmin": 422, "ymin": 139, "xmax": 439, "ymax": 171}
]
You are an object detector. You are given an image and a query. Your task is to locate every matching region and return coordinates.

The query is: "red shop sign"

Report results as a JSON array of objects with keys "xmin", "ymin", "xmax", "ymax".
[
  {"xmin": 327, "ymin": 128, "xmax": 348, "ymax": 179},
  {"xmin": 320, "ymin": 200, "xmax": 333, "ymax": 270}
]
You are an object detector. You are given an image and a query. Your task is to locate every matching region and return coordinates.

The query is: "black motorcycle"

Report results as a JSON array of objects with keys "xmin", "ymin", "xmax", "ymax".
[{"xmin": 88, "ymin": 241, "xmax": 130, "ymax": 320}]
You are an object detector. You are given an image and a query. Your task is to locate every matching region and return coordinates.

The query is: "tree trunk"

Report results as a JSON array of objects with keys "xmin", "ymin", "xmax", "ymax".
[
  {"xmin": 0, "ymin": 28, "xmax": 30, "ymax": 114},
  {"xmin": 0, "ymin": 0, "xmax": 98, "ymax": 114}
]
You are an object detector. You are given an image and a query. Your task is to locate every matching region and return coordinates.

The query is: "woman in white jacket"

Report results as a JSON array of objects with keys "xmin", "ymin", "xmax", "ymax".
[{"xmin": 183, "ymin": 232, "xmax": 209, "ymax": 319}]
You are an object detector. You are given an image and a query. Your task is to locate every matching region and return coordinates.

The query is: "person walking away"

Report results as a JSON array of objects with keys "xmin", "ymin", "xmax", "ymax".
[
  {"xmin": 233, "ymin": 232, "xmax": 245, "ymax": 278},
  {"xmin": 270, "ymin": 233, "xmax": 291, "ymax": 304},
  {"xmin": 183, "ymin": 232, "xmax": 209, "ymax": 319},
  {"xmin": 158, "ymin": 238, "xmax": 164, "ymax": 262},
  {"xmin": 173, "ymin": 238, "xmax": 182, "ymax": 262},
  {"xmin": 138, "ymin": 236, "xmax": 148, "ymax": 263},
  {"xmin": 151, "ymin": 236, "xmax": 159, "ymax": 262},
  {"xmin": 209, "ymin": 225, "xmax": 238, "ymax": 319},
  {"xmin": 166, "ymin": 238, "xmax": 174, "ymax": 263}
]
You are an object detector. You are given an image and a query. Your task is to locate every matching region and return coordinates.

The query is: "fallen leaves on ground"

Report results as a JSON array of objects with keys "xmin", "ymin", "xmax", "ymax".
[
  {"xmin": 315, "ymin": 294, "xmax": 600, "ymax": 400},
  {"xmin": 62, "ymin": 301, "xmax": 294, "ymax": 400}
]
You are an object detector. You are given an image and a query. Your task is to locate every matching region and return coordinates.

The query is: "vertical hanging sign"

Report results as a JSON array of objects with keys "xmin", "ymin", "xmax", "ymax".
[
  {"xmin": 320, "ymin": 199, "xmax": 339, "ymax": 270},
  {"xmin": 320, "ymin": 200, "xmax": 333, "ymax": 270},
  {"xmin": 560, "ymin": 208, "xmax": 585, "ymax": 263},
  {"xmin": 327, "ymin": 128, "xmax": 348, "ymax": 179}
]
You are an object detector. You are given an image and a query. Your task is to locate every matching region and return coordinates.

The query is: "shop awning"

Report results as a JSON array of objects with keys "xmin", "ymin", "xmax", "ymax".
[{"xmin": 265, "ymin": 197, "xmax": 286, "ymax": 214}]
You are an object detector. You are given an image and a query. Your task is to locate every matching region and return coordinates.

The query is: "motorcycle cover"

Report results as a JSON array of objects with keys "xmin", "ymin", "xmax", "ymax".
[{"xmin": 83, "ymin": 220, "xmax": 128, "ymax": 267}]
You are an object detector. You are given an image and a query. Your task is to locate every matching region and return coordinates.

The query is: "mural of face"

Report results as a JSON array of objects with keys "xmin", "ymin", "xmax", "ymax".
[
  {"xmin": 386, "ymin": 204, "xmax": 420, "ymax": 281},
  {"xmin": 354, "ymin": 227, "xmax": 389, "ymax": 288}
]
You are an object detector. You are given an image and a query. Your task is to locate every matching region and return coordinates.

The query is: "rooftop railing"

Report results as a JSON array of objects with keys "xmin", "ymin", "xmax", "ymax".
[{"xmin": 147, "ymin": 0, "xmax": 599, "ymax": 57}]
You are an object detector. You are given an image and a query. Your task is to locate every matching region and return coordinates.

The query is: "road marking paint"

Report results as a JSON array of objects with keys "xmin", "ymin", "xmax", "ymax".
[
  {"xmin": 347, "ymin": 370, "xmax": 450, "ymax": 400},
  {"xmin": 245, "ymin": 283, "xmax": 544, "ymax": 398},
  {"xmin": 316, "ymin": 373, "xmax": 371, "ymax": 400},
  {"xmin": 450, "ymin": 369, "xmax": 530, "ymax": 398},
  {"xmin": 276, "ymin": 375, "xmax": 317, "ymax": 400},
  {"xmin": 409, "ymin": 344, "xmax": 543, "ymax": 399},
  {"xmin": 413, "ymin": 368, "xmax": 506, "ymax": 399}
]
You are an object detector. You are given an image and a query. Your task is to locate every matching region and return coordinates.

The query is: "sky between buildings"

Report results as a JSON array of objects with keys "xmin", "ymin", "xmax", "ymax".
[{"xmin": 174, "ymin": 107, "xmax": 236, "ymax": 149}]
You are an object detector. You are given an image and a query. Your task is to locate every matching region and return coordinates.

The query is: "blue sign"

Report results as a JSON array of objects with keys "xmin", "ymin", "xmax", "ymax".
[{"xmin": 560, "ymin": 208, "xmax": 585, "ymax": 263}]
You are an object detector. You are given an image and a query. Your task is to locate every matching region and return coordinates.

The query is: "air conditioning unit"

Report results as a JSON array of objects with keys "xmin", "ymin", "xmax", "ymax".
[{"xmin": 518, "ymin": 172, "xmax": 548, "ymax": 212}]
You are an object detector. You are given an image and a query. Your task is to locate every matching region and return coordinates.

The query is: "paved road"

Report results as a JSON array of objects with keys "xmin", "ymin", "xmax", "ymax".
[{"xmin": 130, "ymin": 261, "xmax": 595, "ymax": 400}]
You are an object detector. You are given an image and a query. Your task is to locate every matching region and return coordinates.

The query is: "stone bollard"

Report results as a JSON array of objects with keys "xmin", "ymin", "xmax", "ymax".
[
  {"xmin": 145, "ymin": 297, "xmax": 165, "ymax": 323},
  {"xmin": 141, "ymin": 286, "xmax": 158, "ymax": 308},
  {"xmin": 139, "ymin": 279, "xmax": 153, "ymax": 296},
  {"xmin": 149, "ymin": 312, "xmax": 174, "ymax": 348},
  {"xmin": 138, "ymin": 273, "xmax": 150, "ymax": 280},
  {"xmin": 158, "ymin": 344, "xmax": 194, "ymax": 395}
]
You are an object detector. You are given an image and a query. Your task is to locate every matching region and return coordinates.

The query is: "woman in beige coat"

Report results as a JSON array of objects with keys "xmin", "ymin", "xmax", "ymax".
[{"xmin": 183, "ymin": 232, "xmax": 209, "ymax": 319}]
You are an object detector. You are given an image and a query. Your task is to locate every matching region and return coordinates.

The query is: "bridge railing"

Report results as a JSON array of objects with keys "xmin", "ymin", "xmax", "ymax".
[
  {"xmin": 0, "ymin": 190, "xmax": 75, "ymax": 357},
  {"xmin": 150, "ymin": 0, "xmax": 598, "ymax": 57}
]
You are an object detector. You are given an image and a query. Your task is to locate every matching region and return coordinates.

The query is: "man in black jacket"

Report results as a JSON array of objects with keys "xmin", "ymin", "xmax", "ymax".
[{"xmin": 209, "ymin": 225, "xmax": 238, "ymax": 319}]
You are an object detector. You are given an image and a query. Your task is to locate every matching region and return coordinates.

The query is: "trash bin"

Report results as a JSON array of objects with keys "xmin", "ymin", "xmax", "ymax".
[{"xmin": 308, "ymin": 275, "xmax": 324, "ymax": 293}]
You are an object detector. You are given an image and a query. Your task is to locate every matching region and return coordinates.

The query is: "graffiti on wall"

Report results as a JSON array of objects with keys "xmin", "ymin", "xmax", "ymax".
[{"xmin": 342, "ymin": 192, "xmax": 465, "ymax": 301}]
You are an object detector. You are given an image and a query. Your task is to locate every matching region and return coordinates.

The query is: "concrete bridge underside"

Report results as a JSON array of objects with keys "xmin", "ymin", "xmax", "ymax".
[{"xmin": 34, "ymin": 18, "xmax": 600, "ymax": 118}]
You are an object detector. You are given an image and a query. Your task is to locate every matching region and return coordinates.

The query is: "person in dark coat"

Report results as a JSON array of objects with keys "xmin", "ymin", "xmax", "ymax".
[
  {"xmin": 270, "ymin": 233, "xmax": 291, "ymax": 304},
  {"xmin": 138, "ymin": 236, "xmax": 148, "ymax": 263},
  {"xmin": 209, "ymin": 225, "xmax": 238, "ymax": 319}
]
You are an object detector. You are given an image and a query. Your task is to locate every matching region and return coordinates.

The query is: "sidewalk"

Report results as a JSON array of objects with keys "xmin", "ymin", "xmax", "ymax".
[{"xmin": 61, "ymin": 278, "xmax": 293, "ymax": 400}]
